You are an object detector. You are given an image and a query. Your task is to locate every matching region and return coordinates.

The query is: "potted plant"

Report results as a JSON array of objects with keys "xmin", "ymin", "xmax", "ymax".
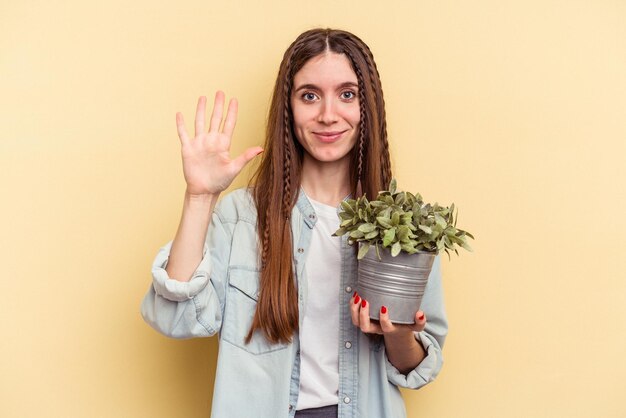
[{"xmin": 334, "ymin": 179, "xmax": 474, "ymax": 323}]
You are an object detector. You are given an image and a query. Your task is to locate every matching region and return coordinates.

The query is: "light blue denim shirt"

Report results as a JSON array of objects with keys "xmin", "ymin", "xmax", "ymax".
[{"xmin": 141, "ymin": 188, "xmax": 448, "ymax": 418}]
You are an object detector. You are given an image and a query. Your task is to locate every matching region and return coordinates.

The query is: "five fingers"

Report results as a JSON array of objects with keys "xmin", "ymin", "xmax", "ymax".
[{"xmin": 350, "ymin": 292, "xmax": 427, "ymax": 335}]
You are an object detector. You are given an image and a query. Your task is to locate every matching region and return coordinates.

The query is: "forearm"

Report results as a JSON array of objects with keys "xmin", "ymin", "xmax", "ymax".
[
  {"xmin": 165, "ymin": 191, "xmax": 219, "ymax": 282},
  {"xmin": 383, "ymin": 331, "xmax": 426, "ymax": 375}
]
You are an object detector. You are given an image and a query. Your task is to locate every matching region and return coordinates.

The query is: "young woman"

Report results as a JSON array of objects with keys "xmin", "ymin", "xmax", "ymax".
[{"xmin": 141, "ymin": 28, "xmax": 447, "ymax": 418}]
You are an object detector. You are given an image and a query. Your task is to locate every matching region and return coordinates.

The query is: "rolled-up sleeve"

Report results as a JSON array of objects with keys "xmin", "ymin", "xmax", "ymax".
[
  {"xmin": 385, "ymin": 256, "xmax": 448, "ymax": 389},
  {"xmin": 140, "ymin": 207, "xmax": 232, "ymax": 340}
]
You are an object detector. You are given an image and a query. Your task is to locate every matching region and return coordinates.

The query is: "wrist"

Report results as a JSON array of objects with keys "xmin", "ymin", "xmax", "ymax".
[
  {"xmin": 184, "ymin": 190, "xmax": 219, "ymax": 210},
  {"xmin": 185, "ymin": 190, "xmax": 219, "ymax": 201},
  {"xmin": 383, "ymin": 329, "xmax": 417, "ymax": 346}
]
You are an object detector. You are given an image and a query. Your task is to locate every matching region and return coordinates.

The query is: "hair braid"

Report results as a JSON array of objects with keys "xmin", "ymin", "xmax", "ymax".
[
  {"xmin": 260, "ymin": 169, "xmax": 273, "ymax": 270},
  {"xmin": 368, "ymin": 64, "xmax": 392, "ymax": 187},
  {"xmin": 280, "ymin": 39, "xmax": 307, "ymax": 218},
  {"xmin": 356, "ymin": 42, "xmax": 392, "ymax": 188},
  {"xmin": 356, "ymin": 90, "xmax": 367, "ymax": 197},
  {"xmin": 342, "ymin": 48, "xmax": 368, "ymax": 197},
  {"xmin": 282, "ymin": 84, "xmax": 292, "ymax": 219}
]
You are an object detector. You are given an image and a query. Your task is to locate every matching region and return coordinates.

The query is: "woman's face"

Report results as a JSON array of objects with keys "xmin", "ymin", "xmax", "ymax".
[{"xmin": 290, "ymin": 52, "xmax": 360, "ymax": 167}]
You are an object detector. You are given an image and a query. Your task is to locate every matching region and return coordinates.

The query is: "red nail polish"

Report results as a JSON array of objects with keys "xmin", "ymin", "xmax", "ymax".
[
  {"xmin": 381, "ymin": 306, "xmax": 387, "ymax": 314},
  {"xmin": 418, "ymin": 313, "xmax": 425, "ymax": 321},
  {"xmin": 361, "ymin": 299, "xmax": 367, "ymax": 308},
  {"xmin": 354, "ymin": 295, "xmax": 361, "ymax": 304},
  {"xmin": 353, "ymin": 291, "xmax": 358, "ymax": 298}
]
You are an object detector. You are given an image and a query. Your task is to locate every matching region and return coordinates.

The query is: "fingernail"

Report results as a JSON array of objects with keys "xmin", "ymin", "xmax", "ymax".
[
  {"xmin": 354, "ymin": 295, "xmax": 361, "ymax": 304},
  {"xmin": 361, "ymin": 299, "xmax": 367, "ymax": 308},
  {"xmin": 418, "ymin": 313, "xmax": 425, "ymax": 321},
  {"xmin": 353, "ymin": 291, "xmax": 358, "ymax": 298},
  {"xmin": 381, "ymin": 306, "xmax": 387, "ymax": 314}
]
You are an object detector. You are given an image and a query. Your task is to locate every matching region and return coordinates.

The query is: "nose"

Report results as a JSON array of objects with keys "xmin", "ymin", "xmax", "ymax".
[{"xmin": 317, "ymin": 97, "xmax": 339, "ymax": 124}]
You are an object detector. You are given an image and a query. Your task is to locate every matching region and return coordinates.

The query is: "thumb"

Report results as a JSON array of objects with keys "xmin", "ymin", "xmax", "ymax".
[{"xmin": 232, "ymin": 146, "xmax": 264, "ymax": 173}]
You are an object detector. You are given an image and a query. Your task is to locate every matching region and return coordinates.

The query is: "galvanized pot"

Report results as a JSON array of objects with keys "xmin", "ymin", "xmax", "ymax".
[{"xmin": 357, "ymin": 244, "xmax": 436, "ymax": 324}]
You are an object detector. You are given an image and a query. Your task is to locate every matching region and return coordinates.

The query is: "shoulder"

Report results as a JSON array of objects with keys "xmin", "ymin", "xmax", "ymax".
[{"xmin": 214, "ymin": 187, "xmax": 257, "ymax": 225}]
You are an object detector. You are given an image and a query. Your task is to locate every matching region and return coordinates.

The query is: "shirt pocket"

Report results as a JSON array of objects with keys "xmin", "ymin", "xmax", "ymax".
[{"xmin": 221, "ymin": 266, "xmax": 289, "ymax": 355}]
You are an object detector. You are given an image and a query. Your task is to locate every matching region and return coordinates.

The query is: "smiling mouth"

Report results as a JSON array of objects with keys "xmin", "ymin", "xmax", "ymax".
[{"xmin": 313, "ymin": 130, "xmax": 347, "ymax": 142}]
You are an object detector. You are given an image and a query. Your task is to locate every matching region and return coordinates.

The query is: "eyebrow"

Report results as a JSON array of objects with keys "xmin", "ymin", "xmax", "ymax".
[{"xmin": 293, "ymin": 81, "xmax": 359, "ymax": 92}]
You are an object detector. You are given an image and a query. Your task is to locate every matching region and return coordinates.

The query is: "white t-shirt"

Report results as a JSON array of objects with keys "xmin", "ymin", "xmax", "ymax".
[{"xmin": 296, "ymin": 197, "xmax": 342, "ymax": 410}]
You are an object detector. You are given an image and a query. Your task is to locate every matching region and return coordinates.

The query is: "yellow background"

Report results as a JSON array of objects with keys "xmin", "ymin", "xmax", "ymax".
[{"xmin": 2, "ymin": 1, "xmax": 625, "ymax": 417}]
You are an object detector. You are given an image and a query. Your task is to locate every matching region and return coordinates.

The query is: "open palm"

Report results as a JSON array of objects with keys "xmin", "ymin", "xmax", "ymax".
[{"xmin": 176, "ymin": 91, "xmax": 263, "ymax": 196}]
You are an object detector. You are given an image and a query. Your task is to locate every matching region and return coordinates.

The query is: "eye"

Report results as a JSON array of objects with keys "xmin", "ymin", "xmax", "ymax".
[
  {"xmin": 301, "ymin": 92, "xmax": 318, "ymax": 102},
  {"xmin": 341, "ymin": 91, "xmax": 356, "ymax": 100}
]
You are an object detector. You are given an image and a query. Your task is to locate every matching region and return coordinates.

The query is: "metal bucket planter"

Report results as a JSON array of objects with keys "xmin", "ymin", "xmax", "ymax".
[{"xmin": 357, "ymin": 244, "xmax": 436, "ymax": 324}]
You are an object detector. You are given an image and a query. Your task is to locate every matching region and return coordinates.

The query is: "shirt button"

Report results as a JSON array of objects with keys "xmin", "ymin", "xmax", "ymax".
[
  {"xmin": 345, "ymin": 286, "xmax": 352, "ymax": 293},
  {"xmin": 343, "ymin": 396, "xmax": 351, "ymax": 404},
  {"xmin": 309, "ymin": 213, "xmax": 316, "ymax": 220},
  {"xmin": 297, "ymin": 248, "xmax": 304, "ymax": 253},
  {"xmin": 345, "ymin": 341, "xmax": 352, "ymax": 349},
  {"xmin": 289, "ymin": 404, "xmax": 293, "ymax": 411}
]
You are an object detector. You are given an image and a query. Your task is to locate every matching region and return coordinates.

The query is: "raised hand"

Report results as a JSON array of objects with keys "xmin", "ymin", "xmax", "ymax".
[{"xmin": 176, "ymin": 91, "xmax": 263, "ymax": 196}]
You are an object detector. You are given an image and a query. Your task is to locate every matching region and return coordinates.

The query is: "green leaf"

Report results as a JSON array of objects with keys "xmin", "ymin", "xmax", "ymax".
[
  {"xmin": 358, "ymin": 223, "xmax": 376, "ymax": 233},
  {"xmin": 376, "ymin": 216, "xmax": 393, "ymax": 228},
  {"xmin": 401, "ymin": 243, "xmax": 418, "ymax": 254},
  {"xmin": 434, "ymin": 213, "xmax": 447, "ymax": 229},
  {"xmin": 339, "ymin": 212, "xmax": 353, "ymax": 221},
  {"xmin": 364, "ymin": 230, "xmax": 379, "ymax": 240},
  {"xmin": 389, "ymin": 178, "xmax": 397, "ymax": 194},
  {"xmin": 340, "ymin": 200, "xmax": 354, "ymax": 214},
  {"xmin": 450, "ymin": 203, "xmax": 456, "ymax": 224},
  {"xmin": 418, "ymin": 225, "xmax": 432, "ymax": 234},
  {"xmin": 391, "ymin": 241, "xmax": 401, "ymax": 256},
  {"xmin": 350, "ymin": 230, "xmax": 365, "ymax": 239},
  {"xmin": 461, "ymin": 240, "xmax": 473, "ymax": 252},
  {"xmin": 340, "ymin": 219, "xmax": 353, "ymax": 227},
  {"xmin": 358, "ymin": 242, "xmax": 371, "ymax": 259},
  {"xmin": 391, "ymin": 212, "xmax": 400, "ymax": 226},
  {"xmin": 333, "ymin": 227, "xmax": 347, "ymax": 236},
  {"xmin": 383, "ymin": 228, "xmax": 396, "ymax": 246},
  {"xmin": 397, "ymin": 225, "xmax": 410, "ymax": 242}
]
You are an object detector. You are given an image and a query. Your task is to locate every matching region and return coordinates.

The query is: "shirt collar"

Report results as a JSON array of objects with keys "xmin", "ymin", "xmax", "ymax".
[{"xmin": 295, "ymin": 188, "xmax": 317, "ymax": 229}]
